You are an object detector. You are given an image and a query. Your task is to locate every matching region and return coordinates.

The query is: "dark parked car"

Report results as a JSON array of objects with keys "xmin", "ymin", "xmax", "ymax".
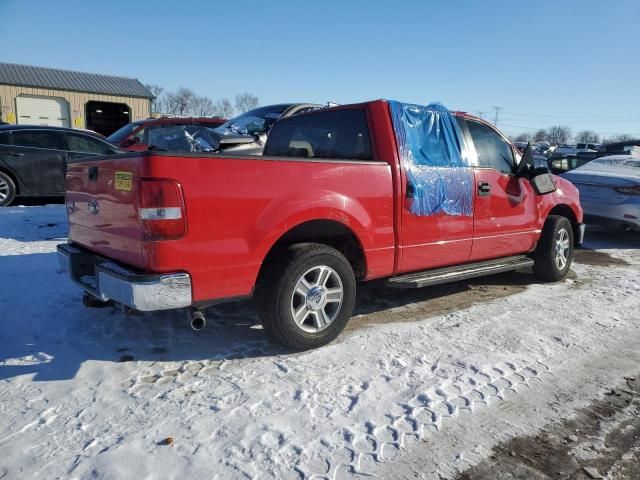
[
  {"xmin": 107, "ymin": 117, "xmax": 226, "ymax": 151},
  {"xmin": 0, "ymin": 125, "xmax": 120, "ymax": 206}
]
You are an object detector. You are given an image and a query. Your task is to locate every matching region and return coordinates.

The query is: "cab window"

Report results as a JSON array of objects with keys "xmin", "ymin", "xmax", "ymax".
[
  {"xmin": 264, "ymin": 109, "xmax": 372, "ymax": 160},
  {"xmin": 466, "ymin": 120, "xmax": 514, "ymax": 174}
]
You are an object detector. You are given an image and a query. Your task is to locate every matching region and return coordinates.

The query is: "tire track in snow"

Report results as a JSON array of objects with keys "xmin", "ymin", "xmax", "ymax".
[{"xmin": 297, "ymin": 358, "xmax": 553, "ymax": 479}]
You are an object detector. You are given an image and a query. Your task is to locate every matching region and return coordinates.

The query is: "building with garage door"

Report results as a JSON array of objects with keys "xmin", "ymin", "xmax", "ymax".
[{"xmin": 0, "ymin": 62, "xmax": 153, "ymax": 136}]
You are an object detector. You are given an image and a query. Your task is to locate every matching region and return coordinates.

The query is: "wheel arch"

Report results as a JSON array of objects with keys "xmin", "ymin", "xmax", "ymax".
[
  {"xmin": 257, "ymin": 219, "xmax": 368, "ymax": 283},
  {"xmin": 0, "ymin": 165, "xmax": 19, "ymax": 195},
  {"xmin": 546, "ymin": 204, "xmax": 581, "ymax": 244}
]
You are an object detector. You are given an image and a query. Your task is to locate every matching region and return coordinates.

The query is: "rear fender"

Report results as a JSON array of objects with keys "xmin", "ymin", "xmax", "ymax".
[{"xmin": 251, "ymin": 190, "xmax": 374, "ymax": 262}]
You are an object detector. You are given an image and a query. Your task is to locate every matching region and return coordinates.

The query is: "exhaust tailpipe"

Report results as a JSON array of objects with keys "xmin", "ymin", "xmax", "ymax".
[{"xmin": 189, "ymin": 310, "xmax": 206, "ymax": 331}]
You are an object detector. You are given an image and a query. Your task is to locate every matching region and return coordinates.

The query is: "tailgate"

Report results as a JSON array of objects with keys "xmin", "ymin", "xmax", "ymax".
[{"xmin": 66, "ymin": 155, "xmax": 144, "ymax": 268}]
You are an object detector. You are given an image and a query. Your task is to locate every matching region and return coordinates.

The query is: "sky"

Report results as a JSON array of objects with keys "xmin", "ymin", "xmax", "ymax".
[{"xmin": 1, "ymin": 0, "xmax": 639, "ymax": 141}]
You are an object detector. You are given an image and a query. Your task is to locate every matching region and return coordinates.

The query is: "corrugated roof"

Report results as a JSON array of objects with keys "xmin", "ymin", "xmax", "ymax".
[{"xmin": 0, "ymin": 63, "xmax": 154, "ymax": 99}]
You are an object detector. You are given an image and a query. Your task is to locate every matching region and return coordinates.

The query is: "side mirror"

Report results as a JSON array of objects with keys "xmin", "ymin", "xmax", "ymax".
[
  {"xmin": 514, "ymin": 142, "xmax": 533, "ymax": 178},
  {"xmin": 515, "ymin": 142, "xmax": 557, "ymax": 195},
  {"xmin": 530, "ymin": 173, "xmax": 557, "ymax": 195}
]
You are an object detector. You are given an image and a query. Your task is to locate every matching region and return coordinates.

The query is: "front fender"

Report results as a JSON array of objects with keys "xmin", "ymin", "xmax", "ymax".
[{"xmin": 538, "ymin": 175, "xmax": 584, "ymax": 224}]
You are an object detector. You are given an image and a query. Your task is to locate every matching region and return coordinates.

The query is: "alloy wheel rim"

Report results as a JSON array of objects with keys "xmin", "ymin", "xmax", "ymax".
[
  {"xmin": 555, "ymin": 228, "xmax": 570, "ymax": 270},
  {"xmin": 290, "ymin": 265, "xmax": 344, "ymax": 333},
  {"xmin": 0, "ymin": 177, "xmax": 9, "ymax": 202}
]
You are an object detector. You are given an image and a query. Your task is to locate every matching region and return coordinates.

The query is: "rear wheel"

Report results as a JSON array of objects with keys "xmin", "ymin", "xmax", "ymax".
[
  {"xmin": 257, "ymin": 243, "xmax": 356, "ymax": 350},
  {"xmin": 533, "ymin": 215, "xmax": 574, "ymax": 281},
  {"xmin": 0, "ymin": 171, "xmax": 16, "ymax": 206}
]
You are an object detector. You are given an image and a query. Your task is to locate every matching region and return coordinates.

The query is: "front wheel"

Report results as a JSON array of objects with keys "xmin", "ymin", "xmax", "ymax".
[
  {"xmin": 0, "ymin": 171, "xmax": 16, "ymax": 206},
  {"xmin": 533, "ymin": 215, "xmax": 574, "ymax": 282},
  {"xmin": 257, "ymin": 243, "xmax": 356, "ymax": 350}
]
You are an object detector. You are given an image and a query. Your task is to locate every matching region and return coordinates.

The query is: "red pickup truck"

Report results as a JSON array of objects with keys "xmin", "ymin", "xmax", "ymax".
[{"xmin": 57, "ymin": 100, "xmax": 584, "ymax": 349}]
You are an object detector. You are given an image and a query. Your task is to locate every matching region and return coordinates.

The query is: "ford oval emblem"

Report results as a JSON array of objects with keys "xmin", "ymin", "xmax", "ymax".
[{"xmin": 87, "ymin": 199, "xmax": 100, "ymax": 215}]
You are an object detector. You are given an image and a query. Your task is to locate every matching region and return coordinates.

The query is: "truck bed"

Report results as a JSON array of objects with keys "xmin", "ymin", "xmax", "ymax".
[{"xmin": 65, "ymin": 151, "xmax": 396, "ymax": 302}]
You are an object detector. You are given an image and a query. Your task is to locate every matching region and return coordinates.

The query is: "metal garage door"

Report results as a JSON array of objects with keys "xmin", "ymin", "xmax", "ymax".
[{"xmin": 16, "ymin": 95, "xmax": 70, "ymax": 127}]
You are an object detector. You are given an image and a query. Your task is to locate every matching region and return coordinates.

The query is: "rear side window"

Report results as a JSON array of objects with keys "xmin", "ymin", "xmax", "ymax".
[
  {"xmin": 577, "ymin": 143, "xmax": 586, "ymax": 149},
  {"xmin": 66, "ymin": 133, "xmax": 114, "ymax": 154},
  {"xmin": 11, "ymin": 130, "xmax": 67, "ymax": 150},
  {"xmin": 264, "ymin": 109, "xmax": 372, "ymax": 160},
  {"xmin": 465, "ymin": 120, "xmax": 514, "ymax": 174},
  {"xmin": 0, "ymin": 132, "xmax": 10, "ymax": 145}
]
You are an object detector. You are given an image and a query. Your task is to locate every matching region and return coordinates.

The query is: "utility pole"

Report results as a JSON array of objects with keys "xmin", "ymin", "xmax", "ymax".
[
  {"xmin": 476, "ymin": 111, "xmax": 485, "ymax": 119},
  {"xmin": 492, "ymin": 106, "xmax": 503, "ymax": 127}
]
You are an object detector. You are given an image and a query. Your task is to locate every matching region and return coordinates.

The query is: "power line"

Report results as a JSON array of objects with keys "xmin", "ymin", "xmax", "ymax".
[
  {"xmin": 469, "ymin": 108, "xmax": 640, "ymax": 120},
  {"xmin": 498, "ymin": 122, "xmax": 640, "ymax": 136},
  {"xmin": 501, "ymin": 112, "xmax": 640, "ymax": 120}
]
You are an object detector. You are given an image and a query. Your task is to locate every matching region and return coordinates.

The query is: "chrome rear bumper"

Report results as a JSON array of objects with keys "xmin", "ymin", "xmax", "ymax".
[{"xmin": 57, "ymin": 243, "xmax": 192, "ymax": 311}]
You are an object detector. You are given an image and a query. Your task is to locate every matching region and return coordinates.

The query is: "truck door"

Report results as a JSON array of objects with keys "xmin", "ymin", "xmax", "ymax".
[
  {"xmin": 462, "ymin": 118, "xmax": 540, "ymax": 261},
  {"xmin": 400, "ymin": 190, "xmax": 474, "ymax": 272}
]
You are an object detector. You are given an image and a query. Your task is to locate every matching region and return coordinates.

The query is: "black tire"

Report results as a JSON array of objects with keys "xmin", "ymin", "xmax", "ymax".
[
  {"xmin": 533, "ymin": 215, "xmax": 574, "ymax": 282},
  {"xmin": 0, "ymin": 171, "xmax": 16, "ymax": 207},
  {"xmin": 256, "ymin": 242, "xmax": 356, "ymax": 350}
]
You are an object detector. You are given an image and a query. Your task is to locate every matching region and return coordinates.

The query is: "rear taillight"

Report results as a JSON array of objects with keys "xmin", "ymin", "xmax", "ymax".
[
  {"xmin": 139, "ymin": 179, "xmax": 186, "ymax": 241},
  {"xmin": 614, "ymin": 185, "xmax": 640, "ymax": 195}
]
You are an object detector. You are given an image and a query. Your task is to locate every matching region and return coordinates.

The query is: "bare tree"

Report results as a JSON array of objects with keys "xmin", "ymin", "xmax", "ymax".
[
  {"xmin": 576, "ymin": 130, "xmax": 600, "ymax": 143},
  {"xmin": 603, "ymin": 133, "xmax": 635, "ymax": 144},
  {"xmin": 145, "ymin": 84, "xmax": 164, "ymax": 114},
  {"xmin": 190, "ymin": 96, "xmax": 215, "ymax": 116},
  {"xmin": 514, "ymin": 133, "xmax": 532, "ymax": 143},
  {"xmin": 170, "ymin": 88, "xmax": 195, "ymax": 116},
  {"xmin": 161, "ymin": 91, "xmax": 179, "ymax": 115},
  {"xmin": 235, "ymin": 93, "xmax": 259, "ymax": 113},
  {"xmin": 547, "ymin": 125, "xmax": 572, "ymax": 145},
  {"xmin": 614, "ymin": 133, "xmax": 634, "ymax": 142},
  {"xmin": 533, "ymin": 129, "xmax": 548, "ymax": 142},
  {"xmin": 213, "ymin": 98, "xmax": 234, "ymax": 118}
]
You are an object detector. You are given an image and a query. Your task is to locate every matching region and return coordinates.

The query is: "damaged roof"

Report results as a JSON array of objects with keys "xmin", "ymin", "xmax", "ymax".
[{"xmin": 0, "ymin": 62, "xmax": 154, "ymax": 99}]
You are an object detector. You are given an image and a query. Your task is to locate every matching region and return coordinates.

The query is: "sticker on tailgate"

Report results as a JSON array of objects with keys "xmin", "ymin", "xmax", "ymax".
[{"xmin": 114, "ymin": 171, "xmax": 133, "ymax": 191}]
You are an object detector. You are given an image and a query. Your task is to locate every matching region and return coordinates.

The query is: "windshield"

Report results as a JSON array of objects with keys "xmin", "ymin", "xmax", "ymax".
[
  {"xmin": 107, "ymin": 122, "xmax": 142, "ymax": 143},
  {"xmin": 214, "ymin": 105, "xmax": 291, "ymax": 136}
]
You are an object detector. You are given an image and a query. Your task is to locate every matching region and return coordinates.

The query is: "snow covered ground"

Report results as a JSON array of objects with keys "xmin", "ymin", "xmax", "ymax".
[{"xmin": 1, "ymin": 205, "xmax": 639, "ymax": 479}]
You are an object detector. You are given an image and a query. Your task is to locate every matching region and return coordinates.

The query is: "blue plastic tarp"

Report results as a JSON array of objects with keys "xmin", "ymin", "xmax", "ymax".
[{"xmin": 389, "ymin": 101, "xmax": 473, "ymax": 217}]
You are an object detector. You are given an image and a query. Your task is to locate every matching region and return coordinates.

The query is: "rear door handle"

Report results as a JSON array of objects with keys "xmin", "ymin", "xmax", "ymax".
[
  {"xmin": 478, "ymin": 181, "xmax": 491, "ymax": 196},
  {"xmin": 7, "ymin": 152, "xmax": 24, "ymax": 157}
]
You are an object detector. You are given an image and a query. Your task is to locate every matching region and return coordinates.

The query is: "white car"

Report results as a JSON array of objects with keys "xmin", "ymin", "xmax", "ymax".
[
  {"xmin": 576, "ymin": 142, "xmax": 601, "ymax": 153},
  {"xmin": 553, "ymin": 144, "xmax": 577, "ymax": 156}
]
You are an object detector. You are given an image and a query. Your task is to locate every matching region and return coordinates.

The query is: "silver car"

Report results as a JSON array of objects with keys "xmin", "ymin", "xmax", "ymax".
[
  {"xmin": 211, "ymin": 103, "xmax": 321, "ymax": 155},
  {"xmin": 562, "ymin": 154, "xmax": 640, "ymax": 231}
]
